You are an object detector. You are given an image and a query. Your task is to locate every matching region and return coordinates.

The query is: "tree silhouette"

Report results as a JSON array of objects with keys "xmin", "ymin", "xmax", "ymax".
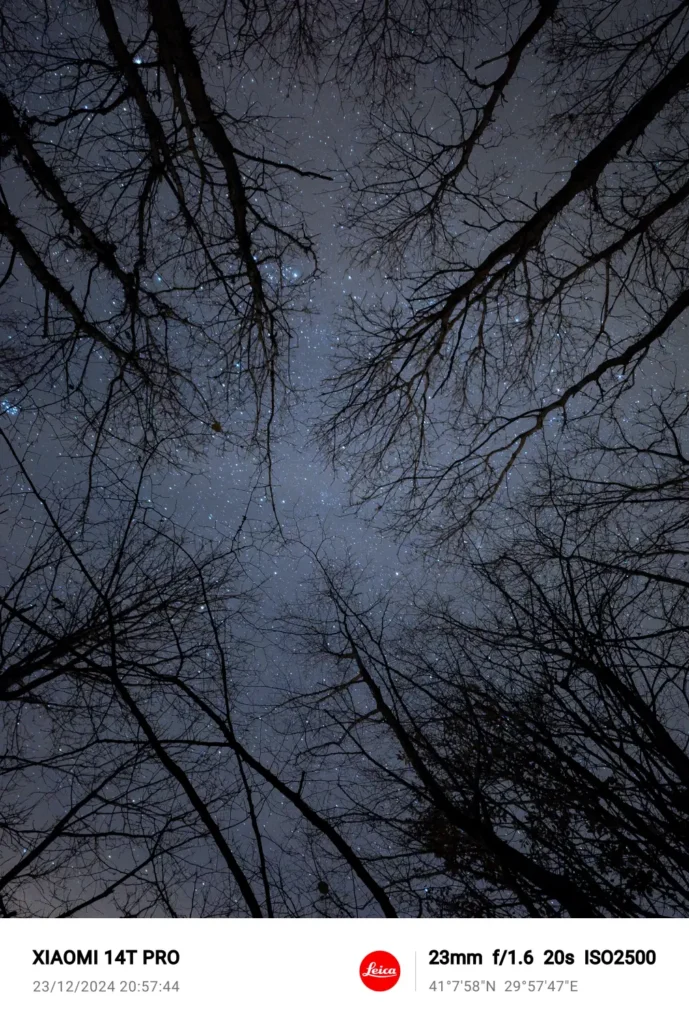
[
  {"xmin": 2, "ymin": 0, "xmax": 689, "ymax": 918},
  {"xmin": 0, "ymin": 0, "xmax": 328, "ymax": 464},
  {"xmin": 0, "ymin": 427, "xmax": 398, "ymax": 917},
  {"xmin": 285, "ymin": 381, "xmax": 689, "ymax": 915},
  {"xmin": 321, "ymin": 0, "xmax": 689, "ymax": 544}
]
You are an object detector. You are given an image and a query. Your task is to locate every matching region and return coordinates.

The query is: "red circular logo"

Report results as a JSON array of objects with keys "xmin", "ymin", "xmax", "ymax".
[{"xmin": 359, "ymin": 950, "xmax": 401, "ymax": 991}]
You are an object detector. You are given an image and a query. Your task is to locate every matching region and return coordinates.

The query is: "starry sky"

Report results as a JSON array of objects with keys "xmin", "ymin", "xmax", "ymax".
[{"xmin": 2, "ymin": 0, "xmax": 689, "ymax": 917}]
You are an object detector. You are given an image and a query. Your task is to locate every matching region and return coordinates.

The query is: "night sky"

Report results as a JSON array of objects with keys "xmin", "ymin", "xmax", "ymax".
[{"xmin": 2, "ymin": 0, "xmax": 689, "ymax": 917}]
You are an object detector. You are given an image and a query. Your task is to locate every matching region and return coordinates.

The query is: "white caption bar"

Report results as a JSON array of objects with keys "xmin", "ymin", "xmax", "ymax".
[{"xmin": 1, "ymin": 918, "xmax": 682, "ymax": 1023}]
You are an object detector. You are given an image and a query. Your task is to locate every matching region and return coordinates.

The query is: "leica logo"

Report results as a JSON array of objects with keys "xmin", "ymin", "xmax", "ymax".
[
  {"xmin": 362, "ymin": 963, "xmax": 398, "ymax": 977},
  {"xmin": 359, "ymin": 950, "xmax": 401, "ymax": 991}
]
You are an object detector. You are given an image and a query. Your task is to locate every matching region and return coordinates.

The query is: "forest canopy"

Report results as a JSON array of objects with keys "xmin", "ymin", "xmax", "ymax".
[{"xmin": 1, "ymin": 0, "xmax": 689, "ymax": 918}]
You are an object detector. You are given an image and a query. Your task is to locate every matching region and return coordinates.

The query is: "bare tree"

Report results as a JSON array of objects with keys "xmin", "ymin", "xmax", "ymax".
[
  {"xmin": 0, "ymin": 427, "xmax": 398, "ymax": 917},
  {"xmin": 220, "ymin": 0, "xmax": 477, "ymax": 100},
  {"xmin": 5, "ymin": 0, "xmax": 689, "ymax": 922},
  {"xmin": 281, "ymin": 424, "xmax": 689, "ymax": 917},
  {"xmin": 320, "ymin": 0, "xmax": 689, "ymax": 544},
  {"xmin": 0, "ymin": 0, "xmax": 331, "ymax": 466}
]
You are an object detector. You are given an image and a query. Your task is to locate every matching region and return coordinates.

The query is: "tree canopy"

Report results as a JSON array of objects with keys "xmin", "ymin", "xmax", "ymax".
[{"xmin": 1, "ymin": 0, "xmax": 689, "ymax": 917}]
